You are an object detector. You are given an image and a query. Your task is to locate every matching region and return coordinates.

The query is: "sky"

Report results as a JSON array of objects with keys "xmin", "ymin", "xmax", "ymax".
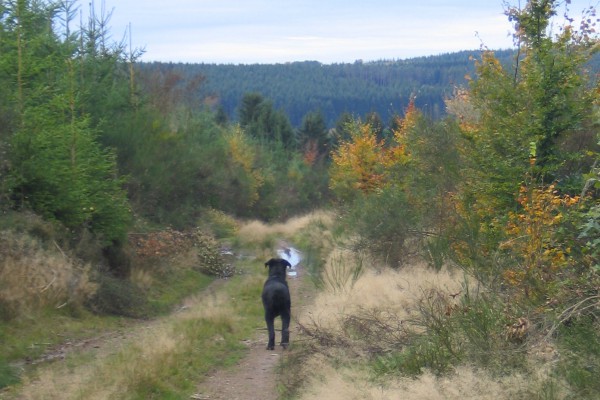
[{"xmin": 87, "ymin": 0, "xmax": 598, "ymax": 64}]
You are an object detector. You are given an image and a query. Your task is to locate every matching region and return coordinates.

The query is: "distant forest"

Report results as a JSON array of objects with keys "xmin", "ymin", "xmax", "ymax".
[{"xmin": 139, "ymin": 50, "xmax": 518, "ymax": 127}]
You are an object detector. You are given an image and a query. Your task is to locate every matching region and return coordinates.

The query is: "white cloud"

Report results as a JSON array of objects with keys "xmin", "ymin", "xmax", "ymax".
[{"xmin": 91, "ymin": 0, "xmax": 597, "ymax": 64}]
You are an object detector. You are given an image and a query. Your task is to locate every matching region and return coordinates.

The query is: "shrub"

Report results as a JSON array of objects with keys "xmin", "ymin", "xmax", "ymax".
[
  {"xmin": 342, "ymin": 187, "xmax": 420, "ymax": 268},
  {"xmin": 194, "ymin": 230, "xmax": 236, "ymax": 278},
  {"xmin": 373, "ymin": 334, "xmax": 457, "ymax": 377},
  {"xmin": 9, "ymin": 117, "xmax": 131, "ymax": 244},
  {"xmin": 86, "ymin": 274, "xmax": 151, "ymax": 318},
  {"xmin": 319, "ymin": 249, "xmax": 365, "ymax": 293}
]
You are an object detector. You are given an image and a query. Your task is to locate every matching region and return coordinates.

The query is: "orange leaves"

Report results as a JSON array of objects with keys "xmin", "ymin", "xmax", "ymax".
[
  {"xmin": 501, "ymin": 184, "xmax": 580, "ymax": 299},
  {"xmin": 330, "ymin": 118, "xmax": 410, "ymax": 200},
  {"xmin": 302, "ymin": 140, "xmax": 319, "ymax": 166},
  {"xmin": 393, "ymin": 97, "xmax": 422, "ymax": 139},
  {"xmin": 130, "ymin": 228, "xmax": 193, "ymax": 259},
  {"xmin": 330, "ymin": 121, "xmax": 388, "ymax": 196}
]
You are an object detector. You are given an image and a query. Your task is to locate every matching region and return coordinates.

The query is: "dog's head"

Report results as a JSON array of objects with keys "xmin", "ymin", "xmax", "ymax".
[{"xmin": 265, "ymin": 258, "xmax": 291, "ymax": 277}]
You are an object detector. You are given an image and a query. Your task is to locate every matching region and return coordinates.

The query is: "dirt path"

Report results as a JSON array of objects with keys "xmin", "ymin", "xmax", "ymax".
[
  {"xmin": 192, "ymin": 251, "xmax": 310, "ymax": 400},
  {"xmin": 190, "ymin": 335, "xmax": 285, "ymax": 400},
  {"xmin": 3, "ymin": 248, "xmax": 312, "ymax": 400}
]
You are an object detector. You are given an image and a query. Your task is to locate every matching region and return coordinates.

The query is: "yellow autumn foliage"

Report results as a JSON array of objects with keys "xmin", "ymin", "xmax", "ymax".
[
  {"xmin": 500, "ymin": 184, "xmax": 580, "ymax": 300},
  {"xmin": 329, "ymin": 112, "xmax": 412, "ymax": 201},
  {"xmin": 225, "ymin": 126, "xmax": 264, "ymax": 205}
]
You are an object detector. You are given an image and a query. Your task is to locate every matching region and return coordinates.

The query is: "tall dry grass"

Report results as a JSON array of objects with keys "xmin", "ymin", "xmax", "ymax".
[
  {"xmin": 0, "ymin": 231, "xmax": 96, "ymax": 319},
  {"xmin": 298, "ymin": 262, "xmax": 463, "ymax": 334},
  {"xmin": 319, "ymin": 248, "xmax": 366, "ymax": 293},
  {"xmin": 236, "ymin": 210, "xmax": 334, "ymax": 250},
  {"xmin": 296, "ymin": 362, "xmax": 538, "ymax": 400},
  {"xmin": 290, "ymin": 257, "xmax": 559, "ymax": 399}
]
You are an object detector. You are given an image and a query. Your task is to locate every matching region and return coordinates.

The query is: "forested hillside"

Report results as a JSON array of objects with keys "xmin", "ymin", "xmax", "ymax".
[{"xmin": 140, "ymin": 50, "xmax": 517, "ymax": 126}]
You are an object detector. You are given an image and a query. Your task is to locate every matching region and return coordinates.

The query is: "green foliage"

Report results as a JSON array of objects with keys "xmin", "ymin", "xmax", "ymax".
[
  {"xmin": 461, "ymin": 1, "xmax": 598, "ymax": 215},
  {"xmin": 331, "ymin": 112, "xmax": 461, "ymax": 267},
  {"xmin": 9, "ymin": 115, "xmax": 131, "ymax": 243},
  {"xmin": 372, "ymin": 286, "xmax": 525, "ymax": 378},
  {"xmin": 319, "ymin": 250, "xmax": 365, "ymax": 293},
  {"xmin": 343, "ymin": 188, "xmax": 418, "ymax": 267},
  {"xmin": 298, "ymin": 110, "xmax": 330, "ymax": 161},
  {"xmin": 239, "ymin": 92, "xmax": 296, "ymax": 147},
  {"xmin": 121, "ymin": 110, "xmax": 235, "ymax": 226},
  {"xmin": 0, "ymin": 0, "xmax": 133, "ymax": 244},
  {"xmin": 579, "ymin": 201, "xmax": 600, "ymax": 272},
  {"xmin": 373, "ymin": 334, "xmax": 457, "ymax": 377},
  {"xmin": 0, "ymin": 356, "xmax": 19, "ymax": 390},
  {"xmin": 200, "ymin": 208, "xmax": 239, "ymax": 239}
]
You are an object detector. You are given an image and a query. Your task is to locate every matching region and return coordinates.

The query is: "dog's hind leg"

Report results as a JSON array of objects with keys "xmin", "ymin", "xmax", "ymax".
[
  {"xmin": 280, "ymin": 309, "xmax": 290, "ymax": 348},
  {"xmin": 265, "ymin": 313, "xmax": 276, "ymax": 350}
]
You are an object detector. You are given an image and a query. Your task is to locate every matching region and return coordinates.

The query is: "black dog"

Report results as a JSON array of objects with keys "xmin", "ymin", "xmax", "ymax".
[{"xmin": 261, "ymin": 258, "xmax": 292, "ymax": 350}]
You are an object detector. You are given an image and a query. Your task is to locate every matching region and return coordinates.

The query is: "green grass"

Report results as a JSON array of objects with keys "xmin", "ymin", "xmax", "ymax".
[
  {"xmin": 0, "ymin": 268, "xmax": 214, "ymax": 391},
  {"xmin": 1, "ymin": 211, "xmax": 330, "ymax": 396},
  {"xmin": 0, "ymin": 310, "xmax": 128, "ymax": 390},
  {"xmin": 1, "ymin": 260, "xmax": 267, "ymax": 398},
  {"xmin": 0, "ymin": 356, "xmax": 19, "ymax": 389},
  {"xmin": 0, "ymin": 310, "xmax": 126, "ymax": 361},
  {"xmin": 147, "ymin": 269, "xmax": 214, "ymax": 314},
  {"xmin": 555, "ymin": 316, "xmax": 600, "ymax": 399}
]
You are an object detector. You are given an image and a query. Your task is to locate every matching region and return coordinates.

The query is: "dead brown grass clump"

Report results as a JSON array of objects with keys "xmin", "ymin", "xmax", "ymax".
[
  {"xmin": 0, "ymin": 230, "xmax": 96, "ymax": 319},
  {"xmin": 296, "ymin": 363, "xmax": 536, "ymax": 400},
  {"xmin": 236, "ymin": 211, "xmax": 334, "ymax": 251}
]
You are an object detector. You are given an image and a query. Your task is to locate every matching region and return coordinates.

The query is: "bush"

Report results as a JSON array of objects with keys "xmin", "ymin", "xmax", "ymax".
[
  {"xmin": 319, "ymin": 249, "xmax": 365, "ymax": 293},
  {"xmin": 342, "ymin": 187, "xmax": 420, "ymax": 268},
  {"xmin": 373, "ymin": 334, "xmax": 457, "ymax": 377},
  {"xmin": 87, "ymin": 274, "xmax": 151, "ymax": 318},
  {"xmin": 194, "ymin": 230, "xmax": 236, "ymax": 278},
  {"xmin": 9, "ymin": 117, "xmax": 131, "ymax": 244},
  {"xmin": 0, "ymin": 210, "xmax": 64, "ymax": 243}
]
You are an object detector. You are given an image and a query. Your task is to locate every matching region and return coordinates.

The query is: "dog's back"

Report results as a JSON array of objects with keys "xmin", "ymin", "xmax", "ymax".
[{"xmin": 262, "ymin": 278, "xmax": 290, "ymax": 317}]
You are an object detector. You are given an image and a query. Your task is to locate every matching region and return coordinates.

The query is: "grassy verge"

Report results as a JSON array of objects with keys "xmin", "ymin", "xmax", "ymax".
[
  {"xmin": 1, "ymin": 210, "xmax": 336, "ymax": 398},
  {"xmin": 1, "ymin": 262, "xmax": 266, "ymax": 399}
]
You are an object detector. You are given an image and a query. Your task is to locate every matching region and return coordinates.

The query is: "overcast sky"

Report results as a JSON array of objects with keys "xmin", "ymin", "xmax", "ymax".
[{"xmin": 88, "ymin": 0, "xmax": 598, "ymax": 64}]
